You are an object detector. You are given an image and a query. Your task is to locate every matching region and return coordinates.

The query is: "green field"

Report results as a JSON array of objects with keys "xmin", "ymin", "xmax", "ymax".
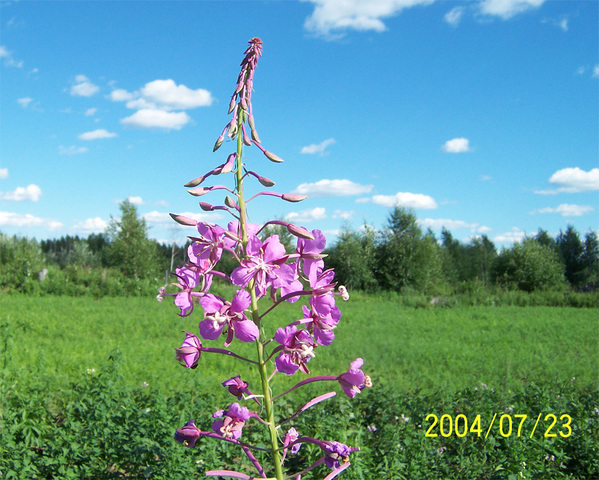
[
  {"xmin": 2, "ymin": 293, "xmax": 597, "ymax": 395},
  {"xmin": 1, "ymin": 293, "xmax": 598, "ymax": 479}
]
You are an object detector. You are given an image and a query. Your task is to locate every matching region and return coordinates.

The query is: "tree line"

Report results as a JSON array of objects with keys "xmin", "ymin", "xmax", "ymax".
[
  {"xmin": 325, "ymin": 207, "xmax": 598, "ymax": 295},
  {"xmin": 1, "ymin": 202, "xmax": 597, "ymax": 298}
]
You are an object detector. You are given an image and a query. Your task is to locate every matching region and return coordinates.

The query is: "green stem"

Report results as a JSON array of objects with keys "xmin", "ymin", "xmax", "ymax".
[{"xmin": 235, "ymin": 107, "xmax": 284, "ymax": 480}]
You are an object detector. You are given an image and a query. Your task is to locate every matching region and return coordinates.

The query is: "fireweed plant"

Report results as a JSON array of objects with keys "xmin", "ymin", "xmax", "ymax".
[{"xmin": 160, "ymin": 38, "xmax": 370, "ymax": 480}]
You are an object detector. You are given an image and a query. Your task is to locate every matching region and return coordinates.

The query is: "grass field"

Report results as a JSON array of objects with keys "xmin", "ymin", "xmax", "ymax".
[
  {"xmin": 1, "ymin": 293, "xmax": 598, "ymax": 479},
  {"xmin": 2, "ymin": 292, "xmax": 597, "ymax": 396}
]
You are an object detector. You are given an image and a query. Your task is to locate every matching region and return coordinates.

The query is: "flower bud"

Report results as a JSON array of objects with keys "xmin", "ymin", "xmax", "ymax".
[
  {"xmin": 287, "ymin": 223, "xmax": 315, "ymax": 240},
  {"xmin": 174, "ymin": 420, "xmax": 202, "ymax": 448},
  {"xmin": 175, "ymin": 332, "xmax": 202, "ymax": 369},
  {"xmin": 251, "ymin": 128, "xmax": 261, "ymax": 143},
  {"xmin": 338, "ymin": 285, "xmax": 350, "ymax": 301},
  {"xmin": 188, "ymin": 187, "xmax": 211, "ymax": 197},
  {"xmin": 199, "ymin": 202, "xmax": 216, "ymax": 211},
  {"xmin": 281, "ymin": 194, "xmax": 308, "ymax": 202},
  {"xmin": 169, "ymin": 213, "xmax": 198, "ymax": 226},
  {"xmin": 213, "ymin": 134, "xmax": 225, "ymax": 152},
  {"xmin": 221, "ymin": 153, "xmax": 236, "ymax": 174},
  {"xmin": 184, "ymin": 175, "xmax": 206, "ymax": 188},
  {"xmin": 264, "ymin": 150, "xmax": 284, "ymax": 163},
  {"xmin": 247, "ymin": 170, "xmax": 275, "ymax": 187},
  {"xmin": 224, "ymin": 196, "xmax": 239, "ymax": 210}
]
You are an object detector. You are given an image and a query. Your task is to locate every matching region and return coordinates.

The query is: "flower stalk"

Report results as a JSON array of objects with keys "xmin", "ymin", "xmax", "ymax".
[{"xmin": 166, "ymin": 38, "xmax": 369, "ymax": 480}]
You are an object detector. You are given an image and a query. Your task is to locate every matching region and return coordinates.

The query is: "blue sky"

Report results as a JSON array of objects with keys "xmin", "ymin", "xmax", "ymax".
[{"xmin": 1, "ymin": 0, "xmax": 597, "ymax": 248}]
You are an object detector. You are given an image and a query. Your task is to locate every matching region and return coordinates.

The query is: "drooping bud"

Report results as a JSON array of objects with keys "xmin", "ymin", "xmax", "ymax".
[
  {"xmin": 227, "ymin": 120, "xmax": 237, "ymax": 138},
  {"xmin": 224, "ymin": 196, "xmax": 239, "ymax": 210},
  {"xmin": 287, "ymin": 223, "xmax": 315, "ymax": 240},
  {"xmin": 188, "ymin": 187, "xmax": 212, "ymax": 197},
  {"xmin": 247, "ymin": 170, "xmax": 275, "ymax": 187},
  {"xmin": 199, "ymin": 202, "xmax": 216, "ymax": 211},
  {"xmin": 169, "ymin": 213, "xmax": 198, "ymax": 226},
  {"xmin": 221, "ymin": 153, "xmax": 236, "ymax": 174},
  {"xmin": 184, "ymin": 175, "xmax": 206, "ymax": 188},
  {"xmin": 264, "ymin": 150, "xmax": 284, "ymax": 163},
  {"xmin": 251, "ymin": 128, "xmax": 261, "ymax": 143},
  {"xmin": 281, "ymin": 194, "xmax": 308, "ymax": 202}
]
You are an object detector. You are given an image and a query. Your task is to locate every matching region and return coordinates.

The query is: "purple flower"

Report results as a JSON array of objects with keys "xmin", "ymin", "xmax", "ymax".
[
  {"xmin": 173, "ymin": 266, "xmax": 200, "ymax": 316},
  {"xmin": 302, "ymin": 303, "xmax": 339, "ymax": 346},
  {"xmin": 175, "ymin": 332, "xmax": 203, "ymax": 369},
  {"xmin": 222, "ymin": 375, "xmax": 250, "ymax": 400},
  {"xmin": 283, "ymin": 427, "xmax": 301, "ymax": 455},
  {"xmin": 189, "ymin": 222, "xmax": 227, "ymax": 266},
  {"xmin": 174, "ymin": 420, "xmax": 202, "ymax": 448},
  {"xmin": 231, "ymin": 235, "xmax": 295, "ymax": 298},
  {"xmin": 321, "ymin": 441, "xmax": 352, "ymax": 469},
  {"xmin": 274, "ymin": 325, "xmax": 316, "ymax": 375},
  {"xmin": 198, "ymin": 289, "xmax": 258, "ymax": 346},
  {"xmin": 338, "ymin": 358, "xmax": 371, "ymax": 398},
  {"xmin": 212, "ymin": 403, "xmax": 250, "ymax": 440},
  {"xmin": 296, "ymin": 229, "xmax": 326, "ymax": 282}
]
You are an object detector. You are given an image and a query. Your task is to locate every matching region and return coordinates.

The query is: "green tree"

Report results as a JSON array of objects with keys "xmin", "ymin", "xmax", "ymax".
[
  {"xmin": 492, "ymin": 238, "xmax": 565, "ymax": 292},
  {"xmin": 375, "ymin": 207, "xmax": 442, "ymax": 293},
  {"xmin": 557, "ymin": 226, "xmax": 585, "ymax": 287},
  {"xmin": 325, "ymin": 223, "xmax": 378, "ymax": 291},
  {"xmin": 581, "ymin": 231, "xmax": 599, "ymax": 289},
  {"xmin": 104, "ymin": 200, "xmax": 159, "ymax": 279}
]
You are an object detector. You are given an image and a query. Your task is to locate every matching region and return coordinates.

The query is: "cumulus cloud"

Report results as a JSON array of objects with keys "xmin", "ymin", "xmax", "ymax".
[
  {"xmin": 419, "ymin": 218, "xmax": 490, "ymax": 233},
  {"xmin": 478, "ymin": 0, "xmax": 545, "ymax": 19},
  {"xmin": 109, "ymin": 89, "xmax": 136, "ymax": 102},
  {"xmin": 0, "ymin": 168, "xmax": 8, "ymax": 179},
  {"xmin": 444, "ymin": 6, "xmax": 464, "ymax": 26},
  {"xmin": 303, "ymin": 0, "xmax": 436, "ymax": 37},
  {"xmin": 121, "ymin": 109, "xmax": 191, "ymax": 130},
  {"xmin": 441, "ymin": 137, "xmax": 471, "ymax": 153},
  {"xmin": 531, "ymin": 204, "xmax": 594, "ymax": 217},
  {"xmin": 140, "ymin": 79, "xmax": 213, "ymax": 110},
  {"xmin": 127, "ymin": 196, "xmax": 143, "ymax": 205},
  {"xmin": 333, "ymin": 209, "xmax": 354, "ymax": 220},
  {"xmin": 286, "ymin": 207, "xmax": 327, "ymax": 223},
  {"xmin": 59, "ymin": 145, "xmax": 88, "ymax": 155},
  {"xmin": 70, "ymin": 75, "xmax": 99, "ymax": 97},
  {"xmin": 85, "ymin": 108, "xmax": 97, "ymax": 116},
  {"xmin": 1, "ymin": 184, "xmax": 42, "ymax": 202},
  {"xmin": 358, "ymin": 192, "xmax": 438, "ymax": 209},
  {"xmin": 301, "ymin": 138, "xmax": 336, "ymax": 155},
  {"xmin": 78, "ymin": 129, "xmax": 118, "ymax": 140},
  {"xmin": 493, "ymin": 227, "xmax": 526, "ymax": 244},
  {"xmin": 536, "ymin": 167, "xmax": 599, "ymax": 194},
  {"xmin": 0, "ymin": 211, "xmax": 63, "ymax": 230},
  {"xmin": 17, "ymin": 97, "xmax": 33, "ymax": 108},
  {"xmin": 293, "ymin": 179, "xmax": 373, "ymax": 197},
  {"xmin": 73, "ymin": 217, "xmax": 108, "ymax": 234}
]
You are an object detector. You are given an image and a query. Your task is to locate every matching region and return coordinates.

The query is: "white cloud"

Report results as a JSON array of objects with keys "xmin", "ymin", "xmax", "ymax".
[
  {"xmin": 593, "ymin": 65, "xmax": 599, "ymax": 78},
  {"xmin": 535, "ymin": 167, "xmax": 599, "ymax": 194},
  {"xmin": 121, "ymin": 109, "xmax": 191, "ymax": 130},
  {"xmin": 59, "ymin": 145, "xmax": 88, "ymax": 155},
  {"xmin": 493, "ymin": 227, "xmax": 526, "ymax": 244},
  {"xmin": 109, "ymin": 89, "xmax": 135, "ymax": 102},
  {"xmin": 0, "ymin": 211, "xmax": 63, "ymax": 230},
  {"xmin": 127, "ymin": 195, "xmax": 143, "ymax": 205},
  {"xmin": 140, "ymin": 79, "xmax": 213, "ymax": 110},
  {"xmin": 359, "ymin": 192, "xmax": 438, "ymax": 209},
  {"xmin": 419, "ymin": 218, "xmax": 490, "ymax": 233},
  {"xmin": 531, "ymin": 204, "xmax": 594, "ymax": 217},
  {"xmin": 441, "ymin": 137, "xmax": 471, "ymax": 153},
  {"xmin": 293, "ymin": 179, "xmax": 373, "ymax": 197},
  {"xmin": 444, "ymin": 7, "xmax": 464, "ymax": 27},
  {"xmin": 301, "ymin": 138, "xmax": 336, "ymax": 155},
  {"xmin": 17, "ymin": 97, "xmax": 33, "ymax": 108},
  {"xmin": 78, "ymin": 129, "xmax": 118, "ymax": 140},
  {"xmin": 0, "ymin": 184, "xmax": 42, "ymax": 202},
  {"xmin": 0, "ymin": 168, "xmax": 8, "ymax": 179},
  {"xmin": 558, "ymin": 18, "xmax": 568, "ymax": 32},
  {"xmin": 85, "ymin": 108, "xmax": 97, "ymax": 116},
  {"xmin": 286, "ymin": 207, "xmax": 327, "ymax": 223},
  {"xmin": 73, "ymin": 217, "xmax": 107, "ymax": 234},
  {"xmin": 303, "ymin": 0, "xmax": 435, "ymax": 37},
  {"xmin": 478, "ymin": 0, "xmax": 546, "ymax": 20},
  {"xmin": 480, "ymin": 175, "xmax": 492, "ymax": 181},
  {"xmin": 0, "ymin": 45, "xmax": 23, "ymax": 67},
  {"xmin": 70, "ymin": 75, "xmax": 99, "ymax": 97},
  {"xmin": 333, "ymin": 209, "xmax": 354, "ymax": 220}
]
